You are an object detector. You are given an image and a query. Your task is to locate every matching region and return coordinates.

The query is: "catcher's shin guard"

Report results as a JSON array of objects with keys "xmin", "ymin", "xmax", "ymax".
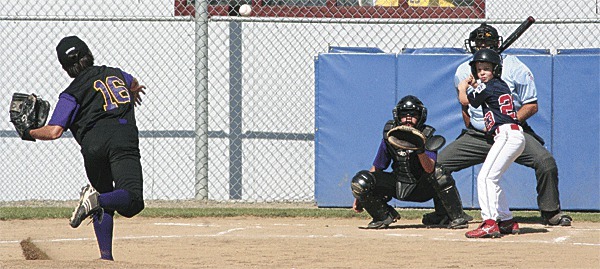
[
  {"xmin": 438, "ymin": 185, "xmax": 471, "ymax": 229},
  {"xmin": 428, "ymin": 164, "xmax": 471, "ymax": 229}
]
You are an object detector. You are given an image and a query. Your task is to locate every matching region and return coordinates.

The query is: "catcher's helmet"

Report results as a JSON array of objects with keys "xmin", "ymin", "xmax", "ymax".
[
  {"xmin": 351, "ymin": 170, "xmax": 376, "ymax": 199},
  {"xmin": 465, "ymin": 23, "xmax": 503, "ymax": 53},
  {"xmin": 393, "ymin": 95, "xmax": 427, "ymax": 130},
  {"xmin": 469, "ymin": 48, "xmax": 503, "ymax": 78}
]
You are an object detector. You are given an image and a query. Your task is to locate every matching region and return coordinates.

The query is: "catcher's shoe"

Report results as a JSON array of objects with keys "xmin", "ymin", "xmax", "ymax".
[
  {"xmin": 366, "ymin": 208, "xmax": 401, "ymax": 229},
  {"xmin": 447, "ymin": 216, "xmax": 470, "ymax": 229},
  {"xmin": 69, "ymin": 185, "xmax": 103, "ymax": 228},
  {"xmin": 498, "ymin": 219, "xmax": 520, "ymax": 235},
  {"xmin": 465, "ymin": 219, "xmax": 501, "ymax": 238},
  {"xmin": 387, "ymin": 205, "xmax": 401, "ymax": 222},
  {"xmin": 422, "ymin": 212, "xmax": 448, "ymax": 226},
  {"xmin": 423, "ymin": 212, "xmax": 473, "ymax": 229},
  {"xmin": 543, "ymin": 212, "xmax": 572, "ymax": 227}
]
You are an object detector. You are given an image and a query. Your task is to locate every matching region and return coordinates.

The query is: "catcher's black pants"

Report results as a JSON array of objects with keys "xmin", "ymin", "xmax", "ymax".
[
  {"xmin": 370, "ymin": 171, "xmax": 436, "ymax": 203},
  {"xmin": 80, "ymin": 120, "xmax": 144, "ymax": 217},
  {"xmin": 437, "ymin": 128, "xmax": 561, "ymax": 213}
]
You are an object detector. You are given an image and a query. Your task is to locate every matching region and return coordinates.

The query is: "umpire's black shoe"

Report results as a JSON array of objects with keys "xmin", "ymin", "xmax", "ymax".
[
  {"xmin": 69, "ymin": 185, "xmax": 103, "ymax": 228},
  {"xmin": 543, "ymin": 212, "xmax": 573, "ymax": 227}
]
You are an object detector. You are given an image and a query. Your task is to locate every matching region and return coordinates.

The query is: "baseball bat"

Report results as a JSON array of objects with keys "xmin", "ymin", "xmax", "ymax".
[{"xmin": 496, "ymin": 16, "xmax": 536, "ymax": 53}]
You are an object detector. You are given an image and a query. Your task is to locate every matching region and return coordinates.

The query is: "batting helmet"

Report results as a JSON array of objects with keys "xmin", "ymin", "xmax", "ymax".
[
  {"xmin": 469, "ymin": 48, "xmax": 503, "ymax": 78},
  {"xmin": 465, "ymin": 23, "xmax": 503, "ymax": 53},
  {"xmin": 393, "ymin": 95, "xmax": 427, "ymax": 130}
]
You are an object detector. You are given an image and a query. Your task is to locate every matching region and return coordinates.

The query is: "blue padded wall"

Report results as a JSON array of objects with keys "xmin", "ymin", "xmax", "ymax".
[
  {"xmin": 394, "ymin": 52, "xmax": 472, "ymax": 208},
  {"xmin": 315, "ymin": 53, "xmax": 397, "ymax": 207},
  {"xmin": 552, "ymin": 49, "xmax": 600, "ymax": 210}
]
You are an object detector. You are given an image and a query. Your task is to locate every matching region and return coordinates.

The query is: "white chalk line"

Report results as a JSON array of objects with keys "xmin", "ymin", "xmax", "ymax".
[
  {"xmin": 0, "ymin": 225, "xmax": 253, "ymax": 245},
  {"xmin": 547, "ymin": 227, "xmax": 600, "ymax": 231},
  {"xmin": 386, "ymin": 234, "xmax": 423, "ymax": 237},
  {"xmin": 273, "ymin": 223, "xmax": 307, "ymax": 226},
  {"xmin": 553, "ymin": 236, "xmax": 569, "ymax": 243},
  {"xmin": 3, "ymin": 233, "xmax": 597, "ymax": 247},
  {"xmin": 153, "ymin": 222, "xmax": 216, "ymax": 227},
  {"xmin": 1, "ymin": 222, "xmax": 598, "ymax": 247},
  {"xmin": 423, "ymin": 236, "xmax": 600, "ymax": 246}
]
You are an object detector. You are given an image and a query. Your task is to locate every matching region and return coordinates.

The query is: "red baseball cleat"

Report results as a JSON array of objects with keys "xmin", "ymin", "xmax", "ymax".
[
  {"xmin": 498, "ymin": 219, "xmax": 520, "ymax": 235},
  {"xmin": 465, "ymin": 219, "xmax": 501, "ymax": 238}
]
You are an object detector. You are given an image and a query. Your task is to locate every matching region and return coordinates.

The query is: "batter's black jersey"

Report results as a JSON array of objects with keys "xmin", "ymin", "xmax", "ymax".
[
  {"xmin": 63, "ymin": 65, "xmax": 136, "ymax": 143},
  {"xmin": 467, "ymin": 78, "xmax": 519, "ymax": 136}
]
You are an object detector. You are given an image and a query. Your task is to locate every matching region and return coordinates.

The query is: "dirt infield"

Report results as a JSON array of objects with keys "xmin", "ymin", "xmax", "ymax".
[{"xmin": 1, "ymin": 217, "xmax": 599, "ymax": 268}]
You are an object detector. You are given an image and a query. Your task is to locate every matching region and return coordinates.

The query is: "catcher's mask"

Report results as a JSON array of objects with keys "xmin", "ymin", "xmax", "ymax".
[
  {"xmin": 465, "ymin": 23, "xmax": 503, "ymax": 53},
  {"xmin": 469, "ymin": 48, "xmax": 503, "ymax": 78},
  {"xmin": 393, "ymin": 95, "xmax": 427, "ymax": 130}
]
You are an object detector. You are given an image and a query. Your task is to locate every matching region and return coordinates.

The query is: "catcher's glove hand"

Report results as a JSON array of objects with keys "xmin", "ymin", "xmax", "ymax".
[
  {"xmin": 386, "ymin": 125, "xmax": 426, "ymax": 153},
  {"xmin": 9, "ymin": 93, "xmax": 50, "ymax": 141}
]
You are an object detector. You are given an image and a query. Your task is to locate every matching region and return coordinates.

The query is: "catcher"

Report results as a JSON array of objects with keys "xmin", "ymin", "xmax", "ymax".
[{"xmin": 351, "ymin": 95, "xmax": 472, "ymax": 229}]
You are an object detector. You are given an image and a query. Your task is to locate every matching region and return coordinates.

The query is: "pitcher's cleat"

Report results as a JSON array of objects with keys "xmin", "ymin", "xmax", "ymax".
[{"xmin": 69, "ymin": 185, "xmax": 103, "ymax": 228}]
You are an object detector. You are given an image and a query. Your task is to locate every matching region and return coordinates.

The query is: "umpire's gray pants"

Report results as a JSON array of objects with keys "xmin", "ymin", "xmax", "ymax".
[{"xmin": 437, "ymin": 128, "xmax": 561, "ymax": 213}]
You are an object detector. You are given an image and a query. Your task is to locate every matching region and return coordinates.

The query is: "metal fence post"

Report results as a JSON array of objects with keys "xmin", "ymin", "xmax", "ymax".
[{"xmin": 195, "ymin": 0, "xmax": 209, "ymax": 200}]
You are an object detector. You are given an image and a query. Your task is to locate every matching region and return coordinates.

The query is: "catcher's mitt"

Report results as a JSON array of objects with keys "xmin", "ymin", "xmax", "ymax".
[
  {"xmin": 9, "ymin": 93, "xmax": 50, "ymax": 141},
  {"xmin": 386, "ymin": 125, "xmax": 426, "ymax": 151}
]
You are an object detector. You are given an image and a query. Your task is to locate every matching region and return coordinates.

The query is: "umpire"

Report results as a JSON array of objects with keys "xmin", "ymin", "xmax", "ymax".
[
  {"xmin": 351, "ymin": 95, "xmax": 472, "ymax": 229},
  {"xmin": 27, "ymin": 36, "xmax": 147, "ymax": 261}
]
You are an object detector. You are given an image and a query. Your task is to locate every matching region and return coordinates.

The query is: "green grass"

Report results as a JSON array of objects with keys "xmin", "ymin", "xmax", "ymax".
[{"xmin": 1, "ymin": 207, "xmax": 599, "ymax": 223}]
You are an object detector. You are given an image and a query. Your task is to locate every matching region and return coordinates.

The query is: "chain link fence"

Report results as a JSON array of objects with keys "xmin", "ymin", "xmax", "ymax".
[{"xmin": 1, "ymin": 0, "xmax": 598, "ymax": 203}]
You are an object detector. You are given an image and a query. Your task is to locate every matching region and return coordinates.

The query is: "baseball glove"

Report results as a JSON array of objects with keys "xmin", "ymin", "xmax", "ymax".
[
  {"xmin": 386, "ymin": 125, "xmax": 426, "ymax": 152},
  {"xmin": 9, "ymin": 93, "xmax": 50, "ymax": 141}
]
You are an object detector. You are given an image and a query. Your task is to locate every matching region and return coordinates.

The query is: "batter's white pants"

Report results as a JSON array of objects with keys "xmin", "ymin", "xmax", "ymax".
[{"xmin": 477, "ymin": 124, "xmax": 526, "ymax": 221}]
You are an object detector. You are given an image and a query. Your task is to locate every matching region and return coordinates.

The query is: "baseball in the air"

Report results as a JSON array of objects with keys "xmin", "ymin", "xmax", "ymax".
[{"xmin": 239, "ymin": 4, "xmax": 252, "ymax": 16}]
